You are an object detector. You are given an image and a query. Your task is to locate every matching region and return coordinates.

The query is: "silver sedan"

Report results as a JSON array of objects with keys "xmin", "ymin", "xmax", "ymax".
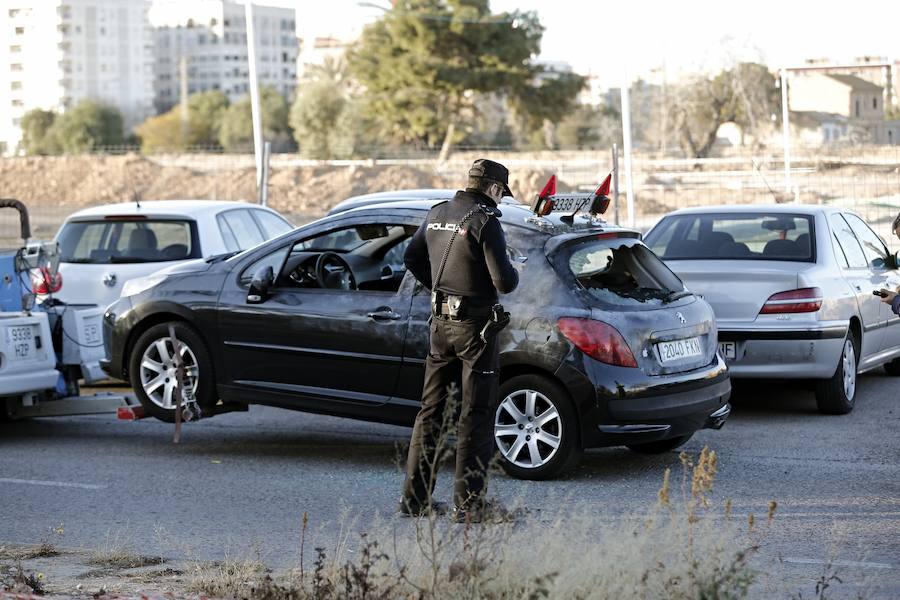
[{"xmin": 644, "ymin": 204, "xmax": 900, "ymax": 415}]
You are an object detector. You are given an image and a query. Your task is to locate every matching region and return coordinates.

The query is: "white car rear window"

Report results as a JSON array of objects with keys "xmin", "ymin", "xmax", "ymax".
[{"xmin": 58, "ymin": 219, "xmax": 196, "ymax": 264}]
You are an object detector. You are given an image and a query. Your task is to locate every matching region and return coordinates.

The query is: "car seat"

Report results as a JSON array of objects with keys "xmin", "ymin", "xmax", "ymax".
[
  {"xmin": 795, "ymin": 233, "xmax": 811, "ymax": 256},
  {"xmin": 763, "ymin": 239, "xmax": 803, "ymax": 258},
  {"xmin": 698, "ymin": 232, "xmax": 735, "ymax": 256},
  {"xmin": 717, "ymin": 241, "xmax": 753, "ymax": 258},
  {"xmin": 124, "ymin": 228, "xmax": 159, "ymax": 260}
]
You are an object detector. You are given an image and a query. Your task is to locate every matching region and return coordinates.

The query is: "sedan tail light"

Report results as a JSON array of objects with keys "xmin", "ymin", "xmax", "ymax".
[
  {"xmin": 30, "ymin": 267, "xmax": 63, "ymax": 294},
  {"xmin": 557, "ymin": 317, "xmax": 638, "ymax": 367},
  {"xmin": 759, "ymin": 287, "xmax": 822, "ymax": 314}
]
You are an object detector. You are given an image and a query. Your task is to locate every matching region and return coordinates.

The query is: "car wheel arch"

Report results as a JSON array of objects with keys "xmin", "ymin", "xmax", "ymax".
[
  {"xmin": 499, "ymin": 363, "xmax": 583, "ymax": 448},
  {"xmin": 848, "ymin": 315, "xmax": 862, "ymax": 360},
  {"xmin": 122, "ymin": 313, "xmax": 206, "ymax": 379}
]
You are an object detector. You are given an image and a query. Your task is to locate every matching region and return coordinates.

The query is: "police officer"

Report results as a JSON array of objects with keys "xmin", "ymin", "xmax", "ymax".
[
  {"xmin": 400, "ymin": 159, "xmax": 520, "ymax": 522},
  {"xmin": 880, "ymin": 211, "xmax": 900, "ymax": 314}
]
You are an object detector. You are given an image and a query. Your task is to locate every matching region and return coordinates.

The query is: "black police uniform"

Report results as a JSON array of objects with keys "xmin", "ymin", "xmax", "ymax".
[{"xmin": 401, "ymin": 188, "xmax": 519, "ymax": 510}]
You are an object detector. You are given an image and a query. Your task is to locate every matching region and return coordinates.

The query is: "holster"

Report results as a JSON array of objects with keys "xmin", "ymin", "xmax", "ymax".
[{"xmin": 479, "ymin": 303, "xmax": 511, "ymax": 342}]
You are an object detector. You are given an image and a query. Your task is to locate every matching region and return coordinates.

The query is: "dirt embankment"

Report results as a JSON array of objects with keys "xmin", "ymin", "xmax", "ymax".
[{"xmin": 0, "ymin": 154, "xmax": 564, "ymax": 225}]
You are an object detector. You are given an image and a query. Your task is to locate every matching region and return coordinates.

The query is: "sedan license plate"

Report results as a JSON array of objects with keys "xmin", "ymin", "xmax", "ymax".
[
  {"xmin": 718, "ymin": 342, "xmax": 737, "ymax": 361},
  {"xmin": 6, "ymin": 325, "xmax": 35, "ymax": 360},
  {"xmin": 656, "ymin": 337, "xmax": 703, "ymax": 364}
]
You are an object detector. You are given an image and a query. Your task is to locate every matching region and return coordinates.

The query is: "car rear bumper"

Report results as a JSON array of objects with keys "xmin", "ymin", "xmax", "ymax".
[
  {"xmin": 718, "ymin": 323, "xmax": 847, "ymax": 379},
  {"xmin": 566, "ymin": 354, "xmax": 732, "ymax": 449}
]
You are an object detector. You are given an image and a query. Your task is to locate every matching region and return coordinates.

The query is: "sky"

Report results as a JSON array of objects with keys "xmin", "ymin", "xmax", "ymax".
[{"xmin": 277, "ymin": 0, "xmax": 900, "ymax": 87}]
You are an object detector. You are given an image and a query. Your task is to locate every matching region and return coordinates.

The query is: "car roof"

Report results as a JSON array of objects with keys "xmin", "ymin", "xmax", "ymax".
[
  {"xmin": 328, "ymin": 189, "xmax": 456, "ymax": 215},
  {"xmin": 334, "ymin": 192, "xmax": 640, "ymax": 237},
  {"xmin": 664, "ymin": 204, "xmax": 837, "ymax": 217},
  {"xmin": 64, "ymin": 200, "xmax": 268, "ymax": 220}
]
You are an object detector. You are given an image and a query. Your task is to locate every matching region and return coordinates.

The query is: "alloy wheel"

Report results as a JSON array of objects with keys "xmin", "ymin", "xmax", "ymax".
[
  {"xmin": 842, "ymin": 339, "xmax": 856, "ymax": 401},
  {"xmin": 494, "ymin": 389, "xmax": 563, "ymax": 469},
  {"xmin": 139, "ymin": 336, "xmax": 199, "ymax": 409}
]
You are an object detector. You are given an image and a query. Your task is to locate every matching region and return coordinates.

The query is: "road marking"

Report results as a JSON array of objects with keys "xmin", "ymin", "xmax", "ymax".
[
  {"xmin": 0, "ymin": 477, "xmax": 106, "ymax": 490},
  {"xmin": 784, "ymin": 557, "xmax": 893, "ymax": 569}
]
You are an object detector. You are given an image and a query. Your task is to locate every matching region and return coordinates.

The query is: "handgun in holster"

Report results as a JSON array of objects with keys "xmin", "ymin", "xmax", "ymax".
[{"xmin": 480, "ymin": 303, "xmax": 510, "ymax": 343}]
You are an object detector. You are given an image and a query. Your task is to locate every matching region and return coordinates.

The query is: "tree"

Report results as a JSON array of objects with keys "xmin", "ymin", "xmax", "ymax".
[
  {"xmin": 187, "ymin": 90, "xmax": 229, "ymax": 147},
  {"xmin": 290, "ymin": 80, "xmax": 346, "ymax": 159},
  {"xmin": 19, "ymin": 109, "xmax": 58, "ymax": 155},
  {"xmin": 670, "ymin": 62, "xmax": 778, "ymax": 158},
  {"xmin": 347, "ymin": 0, "xmax": 586, "ymax": 158},
  {"xmin": 218, "ymin": 86, "xmax": 292, "ymax": 151},
  {"xmin": 135, "ymin": 90, "xmax": 230, "ymax": 152},
  {"xmin": 556, "ymin": 104, "xmax": 622, "ymax": 150},
  {"xmin": 47, "ymin": 100, "xmax": 123, "ymax": 153},
  {"xmin": 135, "ymin": 110, "xmax": 185, "ymax": 152}
]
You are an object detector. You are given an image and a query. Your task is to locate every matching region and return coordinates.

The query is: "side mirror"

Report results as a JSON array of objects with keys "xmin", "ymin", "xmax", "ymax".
[
  {"xmin": 890, "ymin": 251, "xmax": 900, "ymax": 271},
  {"xmin": 247, "ymin": 266, "xmax": 274, "ymax": 304}
]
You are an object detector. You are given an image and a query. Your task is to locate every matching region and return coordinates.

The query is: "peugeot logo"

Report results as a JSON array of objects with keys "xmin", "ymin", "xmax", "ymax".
[
  {"xmin": 676, "ymin": 312, "xmax": 686, "ymax": 325},
  {"xmin": 103, "ymin": 273, "xmax": 117, "ymax": 288}
]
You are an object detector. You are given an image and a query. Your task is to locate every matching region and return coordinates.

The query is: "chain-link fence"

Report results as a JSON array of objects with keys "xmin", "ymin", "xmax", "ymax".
[{"xmin": 1, "ymin": 144, "xmax": 899, "ymax": 250}]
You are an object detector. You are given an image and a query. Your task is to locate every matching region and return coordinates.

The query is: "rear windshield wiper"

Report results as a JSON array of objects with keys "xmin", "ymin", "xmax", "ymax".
[{"xmin": 665, "ymin": 289, "xmax": 694, "ymax": 303}]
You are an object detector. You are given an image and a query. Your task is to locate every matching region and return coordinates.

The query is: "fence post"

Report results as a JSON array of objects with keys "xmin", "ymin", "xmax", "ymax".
[
  {"xmin": 259, "ymin": 141, "xmax": 270, "ymax": 206},
  {"xmin": 612, "ymin": 144, "xmax": 620, "ymax": 226}
]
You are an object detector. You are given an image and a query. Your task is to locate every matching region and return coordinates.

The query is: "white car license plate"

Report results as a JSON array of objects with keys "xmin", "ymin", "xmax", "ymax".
[
  {"xmin": 7, "ymin": 325, "xmax": 35, "ymax": 360},
  {"xmin": 656, "ymin": 337, "xmax": 703, "ymax": 364},
  {"xmin": 83, "ymin": 322, "xmax": 101, "ymax": 345},
  {"xmin": 718, "ymin": 342, "xmax": 737, "ymax": 360}
]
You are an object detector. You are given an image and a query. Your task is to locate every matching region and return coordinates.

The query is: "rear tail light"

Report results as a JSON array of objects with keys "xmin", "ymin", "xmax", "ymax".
[
  {"xmin": 759, "ymin": 287, "xmax": 822, "ymax": 314},
  {"xmin": 557, "ymin": 317, "xmax": 638, "ymax": 367},
  {"xmin": 30, "ymin": 267, "xmax": 63, "ymax": 294}
]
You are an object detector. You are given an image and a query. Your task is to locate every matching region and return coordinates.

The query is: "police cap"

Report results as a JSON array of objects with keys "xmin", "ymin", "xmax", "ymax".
[{"xmin": 469, "ymin": 158, "xmax": 512, "ymax": 197}]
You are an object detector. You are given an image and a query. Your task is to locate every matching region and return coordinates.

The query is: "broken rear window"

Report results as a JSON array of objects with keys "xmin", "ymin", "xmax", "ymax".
[{"xmin": 564, "ymin": 237, "xmax": 686, "ymax": 307}]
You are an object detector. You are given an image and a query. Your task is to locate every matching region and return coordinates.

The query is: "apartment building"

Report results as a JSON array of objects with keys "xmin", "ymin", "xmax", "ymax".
[
  {"xmin": 0, "ymin": 0, "xmax": 154, "ymax": 154},
  {"xmin": 149, "ymin": 0, "xmax": 298, "ymax": 113}
]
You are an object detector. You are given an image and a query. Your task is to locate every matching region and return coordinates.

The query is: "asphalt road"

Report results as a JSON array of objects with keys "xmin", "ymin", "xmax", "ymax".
[{"xmin": 2, "ymin": 373, "xmax": 899, "ymax": 596}]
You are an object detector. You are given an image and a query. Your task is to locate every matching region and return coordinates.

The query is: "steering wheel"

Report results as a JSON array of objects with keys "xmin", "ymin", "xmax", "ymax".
[{"xmin": 315, "ymin": 251, "xmax": 356, "ymax": 290}]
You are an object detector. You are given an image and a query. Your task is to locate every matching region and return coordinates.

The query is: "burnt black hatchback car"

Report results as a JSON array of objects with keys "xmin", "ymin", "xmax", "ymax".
[{"xmin": 102, "ymin": 192, "xmax": 731, "ymax": 479}]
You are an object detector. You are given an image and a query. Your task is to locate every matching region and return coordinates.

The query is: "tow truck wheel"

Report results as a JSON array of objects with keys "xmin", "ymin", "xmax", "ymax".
[{"xmin": 129, "ymin": 322, "xmax": 215, "ymax": 423}]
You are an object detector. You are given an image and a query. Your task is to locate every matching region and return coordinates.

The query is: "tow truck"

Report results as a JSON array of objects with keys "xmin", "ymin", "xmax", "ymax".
[{"xmin": 0, "ymin": 199, "xmax": 140, "ymax": 420}]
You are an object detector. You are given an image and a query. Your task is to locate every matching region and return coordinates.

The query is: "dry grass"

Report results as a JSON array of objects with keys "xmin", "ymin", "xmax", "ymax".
[
  {"xmin": 87, "ymin": 528, "xmax": 164, "ymax": 570},
  {"xmin": 182, "ymin": 446, "xmax": 770, "ymax": 600}
]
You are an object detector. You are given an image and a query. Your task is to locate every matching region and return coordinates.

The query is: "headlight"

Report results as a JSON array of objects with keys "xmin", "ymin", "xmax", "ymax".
[{"xmin": 121, "ymin": 274, "xmax": 168, "ymax": 298}]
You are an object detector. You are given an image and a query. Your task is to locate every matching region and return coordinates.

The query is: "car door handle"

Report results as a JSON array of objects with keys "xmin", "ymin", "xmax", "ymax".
[{"xmin": 367, "ymin": 308, "xmax": 402, "ymax": 321}]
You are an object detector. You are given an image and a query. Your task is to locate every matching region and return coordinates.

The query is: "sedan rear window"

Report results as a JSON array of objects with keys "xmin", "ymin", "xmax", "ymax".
[
  {"xmin": 645, "ymin": 213, "xmax": 815, "ymax": 262},
  {"xmin": 564, "ymin": 237, "xmax": 685, "ymax": 307},
  {"xmin": 57, "ymin": 219, "xmax": 198, "ymax": 264}
]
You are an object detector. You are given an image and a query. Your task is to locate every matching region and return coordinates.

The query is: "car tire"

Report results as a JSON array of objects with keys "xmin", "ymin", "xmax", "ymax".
[
  {"xmin": 883, "ymin": 357, "xmax": 900, "ymax": 376},
  {"xmin": 129, "ymin": 322, "xmax": 215, "ymax": 423},
  {"xmin": 494, "ymin": 374, "xmax": 582, "ymax": 480},
  {"xmin": 814, "ymin": 332, "xmax": 858, "ymax": 415},
  {"xmin": 626, "ymin": 433, "xmax": 693, "ymax": 454}
]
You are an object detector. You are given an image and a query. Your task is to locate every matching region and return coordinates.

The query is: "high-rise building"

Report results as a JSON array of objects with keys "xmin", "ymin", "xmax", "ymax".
[
  {"xmin": 0, "ymin": 0, "xmax": 155, "ymax": 154},
  {"xmin": 149, "ymin": 0, "xmax": 298, "ymax": 113}
]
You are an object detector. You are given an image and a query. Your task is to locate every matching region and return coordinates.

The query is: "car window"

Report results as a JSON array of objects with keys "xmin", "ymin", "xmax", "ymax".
[
  {"xmin": 218, "ymin": 210, "xmax": 265, "ymax": 252},
  {"xmin": 252, "ymin": 210, "xmax": 293, "ymax": 238},
  {"xmin": 282, "ymin": 223, "xmax": 416, "ymax": 293},
  {"xmin": 57, "ymin": 219, "xmax": 196, "ymax": 263},
  {"xmin": 643, "ymin": 213, "xmax": 814, "ymax": 261},
  {"xmin": 239, "ymin": 245, "xmax": 290, "ymax": 285},
  {"xmin": 829, "ymin": 214, "xmax": 868, "ymax": 269},
  {"xmin": 565, "ymin": 237, "xmax": 685, "ymax": 308},
  {"xmin": 843, "ymin": 213, "xmax": 888, "ymax": 268}
]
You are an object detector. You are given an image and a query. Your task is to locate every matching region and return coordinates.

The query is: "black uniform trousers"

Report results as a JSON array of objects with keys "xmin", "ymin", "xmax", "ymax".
[{"xmin": 402, "ymin": 314, "xmax": 500, "ymax": 509}]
